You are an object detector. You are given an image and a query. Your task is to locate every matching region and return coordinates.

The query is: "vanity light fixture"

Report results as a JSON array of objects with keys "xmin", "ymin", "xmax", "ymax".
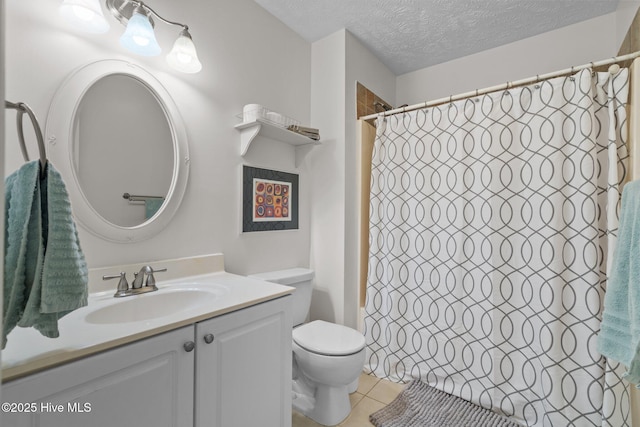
[{"xmin": 59, "ymin": 0, "xmax": 202, "ymax": 73}]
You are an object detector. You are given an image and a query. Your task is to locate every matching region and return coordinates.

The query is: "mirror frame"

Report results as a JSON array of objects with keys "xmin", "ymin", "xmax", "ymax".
[{"xmin": 46, "ymin": 59, "xmax": 190, "ymax": 243}]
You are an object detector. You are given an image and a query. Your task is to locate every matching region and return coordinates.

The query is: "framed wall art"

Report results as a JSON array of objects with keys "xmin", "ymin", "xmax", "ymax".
[{"xmin": 242, "ymin": 165, "xmax": 299, "ymax": 232}]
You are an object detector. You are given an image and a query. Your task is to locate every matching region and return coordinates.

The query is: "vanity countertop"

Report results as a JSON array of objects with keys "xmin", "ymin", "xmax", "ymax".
[{"xmin": 1, "ymin": 271, "xmax": 294, "ymax": 382}]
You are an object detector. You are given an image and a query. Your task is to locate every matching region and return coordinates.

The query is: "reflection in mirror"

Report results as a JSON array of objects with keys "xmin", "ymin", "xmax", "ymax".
[{"xmin": 74, "ymin": 74, "xmax": 173, "ymax": 227}]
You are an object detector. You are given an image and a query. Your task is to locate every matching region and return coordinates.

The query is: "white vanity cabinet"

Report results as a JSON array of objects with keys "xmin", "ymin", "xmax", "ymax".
[
  {"xmin": 1, "ymin": 325, "xmax": 195, "ymax": 427},
  {"xmin": 195, "ymin": 295, "xmax": 292, "ymax": 427},
  {"xmin": 2, "ymin": 296, "xmax": 292, "ymax": 427}
]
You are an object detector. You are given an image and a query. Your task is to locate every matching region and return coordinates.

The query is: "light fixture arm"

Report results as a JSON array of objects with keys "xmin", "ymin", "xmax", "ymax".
[{"xmin": 126, "ymin": 0, "xmax": 188, "ymax": 31}]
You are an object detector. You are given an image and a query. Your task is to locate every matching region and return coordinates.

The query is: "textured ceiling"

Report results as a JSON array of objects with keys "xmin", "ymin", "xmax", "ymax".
[{"xmin": 253, "ymin": 0, "xmax": 620, "ymax": 75}]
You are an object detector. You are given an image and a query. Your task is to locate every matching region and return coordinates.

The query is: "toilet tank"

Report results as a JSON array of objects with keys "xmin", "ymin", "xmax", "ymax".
[{"xmin": 249, "ymin": 268, "xmax": 314, "ymax": 326}]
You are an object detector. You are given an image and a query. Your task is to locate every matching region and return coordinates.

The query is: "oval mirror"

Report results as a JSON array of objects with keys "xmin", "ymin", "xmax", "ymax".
[{"xmin": 46, "ymin": 60, "xmax": 190, "ymax": 243}]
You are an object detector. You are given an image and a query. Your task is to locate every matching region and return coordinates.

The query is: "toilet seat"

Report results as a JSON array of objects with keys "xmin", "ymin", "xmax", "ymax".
[{"xmin": 293, "ymin": 320, "xmax": 365, "ymax": 356}]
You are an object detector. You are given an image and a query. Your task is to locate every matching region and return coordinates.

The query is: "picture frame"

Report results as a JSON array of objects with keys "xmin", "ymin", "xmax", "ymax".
[{"xmin": 242, "ymin": 165, "xmax": 299, "ymax": 232}]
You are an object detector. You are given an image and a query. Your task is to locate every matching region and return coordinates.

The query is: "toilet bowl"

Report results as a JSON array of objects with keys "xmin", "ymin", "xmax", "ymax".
[
  {"xmin": 292, "ymin": 320, "xmax": 366, "ymax": 425},
  {"xmin": 249, "ymin": 269, "xmax": 366, "ymax": 426}
]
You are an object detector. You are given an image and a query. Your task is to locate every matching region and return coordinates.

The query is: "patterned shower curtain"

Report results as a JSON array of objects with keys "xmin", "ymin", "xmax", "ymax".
[{"xmin": 364, "ymin": 68, "xmax": 631, "ymax": 426}]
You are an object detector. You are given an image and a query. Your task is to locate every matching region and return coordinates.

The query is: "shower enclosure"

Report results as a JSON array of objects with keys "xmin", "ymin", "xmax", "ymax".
[{"xmin": 362, "ymin": 66, "xmax": 633, "ymax": 426}]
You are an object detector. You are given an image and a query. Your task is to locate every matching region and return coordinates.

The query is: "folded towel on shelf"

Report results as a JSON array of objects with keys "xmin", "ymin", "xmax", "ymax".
[
  {"xmin": 598, "ymin": 179, "xmax": 640, "ymax": 385},
  {"xmin": 292, "ymin": 125, "xmax": 319, "ymax": 134},
  {"xmin": 3, "ymin": 161, "xmax": 88, "ymax": 348},
  {"xmin": 287, "ymin": 125, "xmax": 320, "ymax": 141}
]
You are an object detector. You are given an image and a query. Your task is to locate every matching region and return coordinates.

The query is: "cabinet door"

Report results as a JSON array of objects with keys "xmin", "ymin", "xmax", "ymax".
[
  {"xmin": 2, "ymin": 325, "xmax": 195, "ymax": 427},
  {"xmin": 195, "ymin": 296, "xmax": 292, "ymax": 427}
]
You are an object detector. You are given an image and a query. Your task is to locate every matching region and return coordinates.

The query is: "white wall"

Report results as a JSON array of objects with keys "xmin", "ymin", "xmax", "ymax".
[
  {"xmin": 4, "ymin": 0, "xmax": 312, "ymax": 276},
  {"xmin": 396, "ymin": 11, "xmax": 622, "ymax": 106},
  {"xmin": 616, "ymin": 1, "xmax": 640, "ymax": 48},
  {"xmin": 307, "ymin": 30, "xmax": 346, "ymax": 323},
  {"xmin": 307, "ymin": 30, "xmax": 395, "ymax": 327}
]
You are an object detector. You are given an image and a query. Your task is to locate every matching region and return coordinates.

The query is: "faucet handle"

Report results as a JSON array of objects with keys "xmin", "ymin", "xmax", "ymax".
[
  {"xmin": 103, "ymin": 272, "xmax": 129, "ymax": 297},
  {"xmin": 145, "ymin": 267, "xmax": 167, "ymax": 288}
]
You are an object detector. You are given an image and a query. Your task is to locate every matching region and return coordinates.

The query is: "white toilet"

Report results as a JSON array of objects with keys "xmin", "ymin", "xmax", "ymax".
[{"xmin": 249, "ymin": 268, "xmax": 366, "ymax": 426}]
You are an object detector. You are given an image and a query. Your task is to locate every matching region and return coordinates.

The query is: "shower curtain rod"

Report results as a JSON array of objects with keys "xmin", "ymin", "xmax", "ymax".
[{"xmin": 361, "ymin": 49, "xmax": 640, "ymax": 121}]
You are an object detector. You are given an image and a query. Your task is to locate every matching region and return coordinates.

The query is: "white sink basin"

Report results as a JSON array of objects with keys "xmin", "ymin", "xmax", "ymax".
[{"xmin": 85, "ymin": 286, "xmax": 228, "ymax": 324}]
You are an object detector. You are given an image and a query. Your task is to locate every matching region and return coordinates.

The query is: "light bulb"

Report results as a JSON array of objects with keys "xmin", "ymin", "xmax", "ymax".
[
  {"xmin": 59, "ymin": 0, "xmax": 110, "ymax": 33},
  {"xmin": 166, "ymin": 29, "xmax": 202, "ymax": 73},
  {"xmin": 119, "ymin": 10, "xmax": 161, "ymax": 56}
]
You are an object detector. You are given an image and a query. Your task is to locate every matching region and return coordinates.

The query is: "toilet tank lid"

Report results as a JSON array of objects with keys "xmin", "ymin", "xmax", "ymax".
[{"xmin": 249, "ymin": 268, "xmax": 315, "ymax": 285}]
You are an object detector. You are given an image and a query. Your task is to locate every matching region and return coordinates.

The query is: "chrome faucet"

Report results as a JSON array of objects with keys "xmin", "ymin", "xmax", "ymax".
[{"xmin": 103, "ymin": 266, "xmax": 167, "ymax": 298}]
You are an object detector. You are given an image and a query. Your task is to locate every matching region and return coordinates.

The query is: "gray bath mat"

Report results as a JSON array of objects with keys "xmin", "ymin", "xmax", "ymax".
[{"xmin": 369, "ymin": 380, "xmax": 521, "ymax": 427}]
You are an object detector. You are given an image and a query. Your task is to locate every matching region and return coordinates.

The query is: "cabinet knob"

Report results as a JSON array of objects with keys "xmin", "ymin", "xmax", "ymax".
[
  {"xmin": 183, "ymin": 341, "xmax": 195, "ymax": 352},
  {"xmin": 203, "ymin": 333, "xmax": 214, "ymax": 344}
]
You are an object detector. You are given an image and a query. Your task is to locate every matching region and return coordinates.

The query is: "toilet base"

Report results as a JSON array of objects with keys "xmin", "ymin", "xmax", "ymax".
[
  {"xmin": 293, "ymin": 377, "xmax": 352, "ymax": 426},
  {"xmin": 347, "ymin": 377, "xmax": 359, "ymax": 394},
  {"xmin": 292, "ymin": 376, "xmax": 315, "ymax": 414},
  {"xmin": 307, "ymin": 383, "xmax": 351, "ymax": 426}
]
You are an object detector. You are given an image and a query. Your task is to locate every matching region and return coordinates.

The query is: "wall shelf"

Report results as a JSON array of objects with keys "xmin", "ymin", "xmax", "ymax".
[{"xmin": 235, "ymin": 118, "xmax": 321, "ymax": 156}]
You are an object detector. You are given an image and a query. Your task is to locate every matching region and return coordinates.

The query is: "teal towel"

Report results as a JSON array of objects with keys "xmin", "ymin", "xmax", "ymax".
[
  {"xmin": 3, "ymin": 161, "xmax": 88, "ymax": 348},
  {"xmin": 145, "ymin": 198, "xmax": 164, "ymax": 220},
  {"xmin": 599, "ymin": 180, "xmax": 640, "ymax": 385},
  {"xmin": 3, "ymin": 161, "xmax": 42, "ymax": 347}
]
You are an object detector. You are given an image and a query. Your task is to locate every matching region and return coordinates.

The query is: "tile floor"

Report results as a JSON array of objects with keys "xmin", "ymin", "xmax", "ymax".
[{"xmin": 292, "ymin": 373, "xmax": 406, "ymax": 427}]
